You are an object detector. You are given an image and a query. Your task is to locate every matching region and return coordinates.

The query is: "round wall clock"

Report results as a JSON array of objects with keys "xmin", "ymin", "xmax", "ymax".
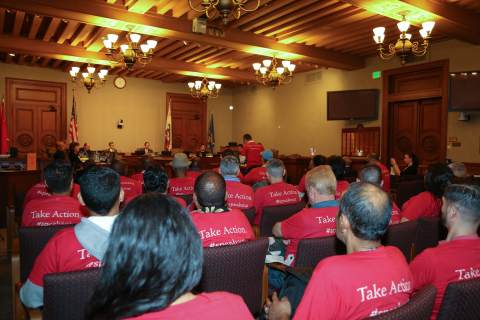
[{"xmin": 114, "ymin": 77, "xmax": 126, "ymax": 89}]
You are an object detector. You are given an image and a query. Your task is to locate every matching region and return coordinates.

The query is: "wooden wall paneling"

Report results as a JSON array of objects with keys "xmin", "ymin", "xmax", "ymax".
[
  {"xmin": 417, "ymin": 99, "xmax": 443, "ymax": 166},
  {"xmin": 342, "ymin": 126, "xmax": 380, "ymax": 157},
  {"xmin": 390, "ymin": 101, "xmax": 418, "ymax": 164}
]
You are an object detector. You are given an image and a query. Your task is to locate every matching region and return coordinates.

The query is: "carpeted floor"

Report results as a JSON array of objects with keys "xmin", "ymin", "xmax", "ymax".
[{"xmin": 0, "ymin": 228, "xmax": 12, "ymax": 320}]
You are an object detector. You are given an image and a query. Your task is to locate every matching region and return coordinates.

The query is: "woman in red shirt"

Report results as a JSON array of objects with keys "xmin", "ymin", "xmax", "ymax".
[{"xmin": 401, "ymin": 162, "xmax": 453, "ymax": 222}]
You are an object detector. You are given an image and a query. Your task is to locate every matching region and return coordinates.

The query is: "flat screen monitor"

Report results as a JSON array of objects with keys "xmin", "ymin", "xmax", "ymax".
[
  {"xmin": 449, "ymin": 72, "xmax": 480, "ymax": 111},
  {"xmin": 327, "ymin": 89, "xmax": 378, "ymax": 120}
]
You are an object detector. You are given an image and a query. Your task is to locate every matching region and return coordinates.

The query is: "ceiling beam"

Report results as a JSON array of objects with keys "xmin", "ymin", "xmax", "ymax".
[
  {"xmin": 0, "ymin": 0, "xmax": 364, "ymax": 70},
  {"xmin": 0, "ymin": 8, "xmax": 5, "ymax": 35},
  {"xmin": 18, "ymin": 54, "xmax": 27, "ymax": 65},
  {"xmin": 28, "ymin": 14, "xmax": 43, "ymax": 39},
  {"xmin": 12, "ymin": 11, "xmax": 26, "ymax": 37},
  {"xmin": 128, "ymin": 0, "xmax": 157, "ymax": 14},
  {"xmin": 43, "ymin": 17, "xmax": 61, "ymax": 41},
  {"xmin": 29, "ymin": 56, "xmax": 39, "ymax": 66},
  {"xmin": 56, "ymin": 20, "xmax": 79, "ymax": 44},
  {"xmin": 40, "ymin": 56, "xmax": 51, "ymax": 67}
]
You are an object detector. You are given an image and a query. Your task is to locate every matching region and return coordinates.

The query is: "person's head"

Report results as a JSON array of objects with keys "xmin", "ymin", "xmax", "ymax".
[
  {"xmin": 78, "ymin": 166, "xmax": 122, "ymax": 216},
  {"xmin": 200, "ymin": 144, "xmax": 206, "ymax": 152},
  {"xmin": 266, "ymin": 159, "xmax": 285, "ymax": 183},
  {"xmin": 193, "ymin": 171, "xmax": 226, "ymax": 208},
  {"xmin": 69, "ymin": 142, "xmax": 80, "ymax": 154},
  {"xmin": 141, "ymin": 154, "xmax": 155, "ymax": 170},
  {"xmin": 243, "ymin": 134, "xmax": 252, "ymax": 144},
  {"xmin": 366, "ymin": 153, "xmax": 380, "ymax": 165},
  {"xmin": 309, "ymin": 155, "xmax": 326, "ymax": 170},
  {"xmin": 84, "ymin": 143, "xmax": 90, "ymax": 151},
  {"xmin": 170, "ymin": 153, "xmax": 191, "ymax": 177},
  {"xmin": 222, "ymin": 149, "xmax": 234, "ymax": 158},
  {"xmin": 336, "ymin": 183, "xmax": 392, "ymax": 244},
  {"xmin": 442, "ymin": 184, "xmax": 480, "ymax": 231},
  {"xmin": 144, "ymin": 142, "xmax": 150, "ymax": 149},
  {"xmin": 109, "ymin": 142, "xmax": 115, "ymax": 150},
  {"xmin": 219, "ymin": 156, "xmax": 239, "ymax": 177},
  {"xmin": 358, "ymin": 164, "xmax": 383, "ymax": 187},
  {"xmin": 143, "ymin": 164, "xmax": 169, "ymax": 194},
  {"xmin": 343, "ymin": 156, "xmax": 352, "ymax": 167},
  {"xmin": 82, "ymin": 159, "xmax": 96, "ymax": 170},
  {"xmin": 405, "ymin": 153, "xmax": 419, "ymax": 167},
  {"xmin": 85, "ymin": 194, "xmax": 203, "ymax": 320},
  {"xmin": 56, "ymin": 141, "xmax": 65, "ymax": 151},
  {"xmin": 53, "ymin": 150, "xmax": 66, "ymax": 161},
  {"xmin": 261, "ymin": 150, "xmax": 274, "ymax": 164},
  {"xmin": 62, "ymin": 140, "xmax": 71, "ymax": 150},
  {"xmin": 326, "ymin": 155, "xmax": 346, "ymax": 181},
  {"xmin": 110, "ymin": 159, "xmax": 128, "ymax": 177},
  {"xmin": 44, "ymin": 160, "xmax": 74, "ymax": 195},
  {"xmin": 190, "ymin": 157, "xmax": 202, "ymax": 170},
  {"xmin": 305, "ymin": 166, "xmax": 336, "ymax": 204},
  {"xmin": 237, "ymin": 144, "xmax": 243, "ymax": 153},
  {"xmin": 425, "ymin": 162, "xmax": 453, "ymax": 199},
  {"xmin": 448, "ymin": 162, "xmax": 468, "ymax": 178}
]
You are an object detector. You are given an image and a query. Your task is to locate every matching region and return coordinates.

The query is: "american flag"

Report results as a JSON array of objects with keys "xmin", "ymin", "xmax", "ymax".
[{"xmin": 69, "ymin": 93, "xmax": 78, "ymax": 142}]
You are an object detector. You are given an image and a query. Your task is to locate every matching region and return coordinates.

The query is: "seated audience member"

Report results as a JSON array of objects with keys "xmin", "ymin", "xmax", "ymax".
[
  {"xmin": 110, "ymin": 159, "xmax": 142, "ymax": 201},
  {"xmin": 212, "ymin": 149, "xmax": 245, "ymax": 182},
  {"xmin": 131, "ymin": 154, "xmax": 155, "ymax": 186},
  {"xmin": 186, "ymin": 157, "xmax": 203, "ymax": 180},
  {"xmin": 74, "ymin": 159, "xmax": 96, "ymax": 184},
  {"xmin": 79, "ymin": 142, "xmax": 93, "ymax": 158},
  {"xmin": 327, "ymin": 155, "xmax": 349, "ymax": 200},
  {"xmin": 237, "ymin": 144, "xmax": 243, "ymax": 153},
  {"xmin": 85, "ymin": 194, "xmax": 253, "ymax": 320},
  {"xmin": 68, "ymin": 142, "xmax": 82, "ymax": 169},
  {"xmin": 253, "ymin": 159, "xmax": 299, "ymax": 226},
  {"xmin": 241, "ymin": 134, "xmax": 265, "ymax": 174},
  {"xmin": 366, "ymin": 153, "xmax": 390, "ymax": 193},
  {"xmin": 143, "ymin": 142, "xmax": 153, "ymax": 154},
  {"xmin": 22, "ymin": 160, "xmax": 88, "ymax": 227},
  {"xmin": 169, "ymin": 153, "xmax": 195, "ymax": 195},
  {"xmin": 190, "ymin": 171, "xmax": 255, "ymax": 247},
  {"xmin": 219, "ymin": 156, "xmax": 254, "ymax": 210},
  {"xmin": 409, "ymin": 183, "xmax": 480, "ymax": 320},
  {"xmin": 23, "ymin": 179, "xmax": 81, "ymax": 210},
  {"xmin": 243, "ymin": 150, "xmax": 273, "ymax": 186},
  {"xmin": 391, "ymin": 153, "xmax": 419, "ymax": 178},
  {"xmin": 343, "ymin": 156, "xmax": 358, "ymax": 178},
  {"xmin": 358, "ymin": 164, "xmax": 402, "ymax": 224},
  {"xmin": 297, "ymin": 155, "xmax": 327, "ymax": 200},
  {"xmin": 20, "ymin": 166, "xmax": 123, "ymax": 308},
  {"xmin": 448, "ymin": 162, "xmax": 469, "ymax": 178},
  {"xmin": 63, "ymin": 140, "xmax": 71, "ymax": 153},
  {"xmin": 401, "ymin": 162, "xmax": 453, "ymax": 222},
  {"xmin": 265, "ymin": 183, "xmax": 413, "ymax": 320}
]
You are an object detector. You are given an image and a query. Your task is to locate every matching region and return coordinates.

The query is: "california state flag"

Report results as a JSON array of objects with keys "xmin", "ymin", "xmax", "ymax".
[{"xmin": 165, "ymin": 99, "xmax": 172, "ymax": 151}]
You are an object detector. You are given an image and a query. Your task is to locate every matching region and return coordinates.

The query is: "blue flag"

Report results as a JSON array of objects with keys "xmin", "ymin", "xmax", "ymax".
[{"xmin": 207, "ymin": 112, "xmax": 215, "ymax": 153}]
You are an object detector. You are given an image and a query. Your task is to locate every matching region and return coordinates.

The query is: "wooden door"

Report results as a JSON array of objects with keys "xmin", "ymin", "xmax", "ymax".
[
  {"xmin": 391, "ymin": 101, "xmax": 418, "ymax": 164},
  {"xmin": 6, "ymin": 79, "xmax": 66, "ymax": 157},
  {"xmin": 166, "ymin": 93, "xmax": 206, "ymax": 153}
]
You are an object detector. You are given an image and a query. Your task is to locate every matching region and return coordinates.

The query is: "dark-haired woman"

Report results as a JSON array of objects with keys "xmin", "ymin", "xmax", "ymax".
[
  {"xmin": 68, "ymin": 142, "xmax": 82, "ymax": 169},
  {"xmin": 86, "ymin": 194, "xmax": 253, "ymax": 320},
  {"xmin": 401, "ymin": 163, "xmax": 453, "ymax": 222},
  {"xmin": 390, "ymin": 153, "xmax": 419, "ymax": 177}
]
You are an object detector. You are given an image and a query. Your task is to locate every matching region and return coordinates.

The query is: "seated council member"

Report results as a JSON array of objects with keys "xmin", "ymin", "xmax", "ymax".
[
  {"xmin": 86, "ymin": 194, "xmax": 254, "ymax": 320},
  {"xmin": 265, "ymin": 183, "xmax": 413, "ymax": 320},
  {"xmin": 68, "ymin": 142, "xmax": 82, "ymax": 169}
]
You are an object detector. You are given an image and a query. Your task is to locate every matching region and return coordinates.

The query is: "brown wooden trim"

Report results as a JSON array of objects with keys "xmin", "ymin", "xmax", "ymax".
[
  {"xmin": 464, "ymin": 162, "xmax": 480, "ymax": 175},
  {"xmin": 388, "ymin": 88, "xmax": 443, "ymax": 102}
]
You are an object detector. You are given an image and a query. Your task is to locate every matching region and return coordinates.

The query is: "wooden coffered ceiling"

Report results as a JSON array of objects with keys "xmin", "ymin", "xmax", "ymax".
[{"xmin": 0, "ymin": 0, "xmax": 478, "ymax": 88}]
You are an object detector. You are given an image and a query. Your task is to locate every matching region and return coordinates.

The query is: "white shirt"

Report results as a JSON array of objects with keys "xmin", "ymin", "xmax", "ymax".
[
  {"xmin": 109, "ymin": 149, "xmax": 115, "ymax": 152},
  {"xmin": 88, "ymin": 215, "xmax": 118, "ymax": 232}
]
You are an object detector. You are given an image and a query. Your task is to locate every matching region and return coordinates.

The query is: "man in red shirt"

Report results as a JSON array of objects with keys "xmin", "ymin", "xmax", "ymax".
[
  {"xmin": 219, "ymin": 156, "xmax": 254, "ymax": 210},
  {"xmin": 212, "ymin": 149, "xmax": 245, "ymax": 183},
  {"xmin": 131, "ymin": 154, "xmax": 155, "ymax": 186},
  {"xmin": 327, "ymin": 155, "xmax": 350, "ymax": 200},
  {"xmin": 20, "ymin": 166, "xmax": 124, "ymax": 308},
  {"xmin": 240, "ymin": 134, "xmax": 265, "ymax": 174},
  {"xmin": 111, "ymin": 159, "xmax": 143, "ymax": 202},
  {"xmin": 186, "ymin": 157, "xmax": 203, "ymax": 180},
  {"xmin": 190, "ymin": 171, "xmax": 255, "ymax": 247},
  {"xmin": 169, "ymin": 153, "xmax": 195, "ymax": 195},
  {"xmin": 143, "ymin": 164, "xmax": 187, "ymax": 209},
  {"xmin": 253, "ymin": 159, "xmax": 299, "ymax": 226},
  {"xmin": 264, "ymin": 183, "xmax": 413, "ymax": 320},
  {"xmin": 23, "ymin": 182, "xmax": 81, "ymax": 210},
  {"xmin": 367, "ymin": 153, "xmax": 391, "ymax": 193},
  {"xmin": 296, "ymin": 155, "xmax": 326, "ymax": 201},
  {"xmin": 22, "ymin": 160, "xmax": 89, "ymax": 227},
  {"xmin": 243, "ymin": 150, "xmax": 273, "ymax": 186},
  {"xmin": 410, "ymin": 183, "xmax": 480, "ymax": 319}
]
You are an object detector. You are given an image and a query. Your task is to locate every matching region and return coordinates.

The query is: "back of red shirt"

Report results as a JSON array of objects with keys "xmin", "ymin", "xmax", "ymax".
[
  {"xmin": 378, "ymin": 163, "xmax": 391, "ymax": 193},
  {"xmin": 131, "ymin": 172, "xmax": 144, "ymax": 185},
  {"xmin": 294, "ymin": 246, "xmax": 413, "ymax": 320},
  {"xmin": 169, "ymin": 178, "xmax": 195, "ymax": 195},
  {"xmin": 226, "ymin": 180, "xmax": 254, "ymax": 210},
  {"xmin": 241, "ymin": 142, "xmax": 264, "ymax": 169},
  {"xmin": 335, "ymin": 180, "xmax": 350, "ymax": 200},
  {"xmin": 402, "ymin": 191, "xmax": 441, "ymax": 221},
  {"xmin": 253, "ymin": 182, "xmax": 300, "ymax": 225},
  {"xmin": 23, "ymin": 182, "xmax": 81, "ymax": 210},
  {"xmin": 22, "ymin": 195, "xmax": 89, "ymax": 227},
  {"xmin": 186, "ymin": 171, "xmax": 202, "ymax": 180},
  {"xmin": 120, "ymin": 176, "xmax": 143, "ymax": 200},
  {"xmin": 390, "ymin": 202, "xmax": 402, "ymax": 225},
  {"xmin": 243, "ymin": 167, "xmax": 267, "ymax": 185},
  {"xmin": 123, "ymin": 194, "xmax": 187, "ymax": 209},
  {"xmin": 297, "ymin": 174, "xmax": 307, "ymax": 193},
  {"xmin": 190, "ymin": 209, "xmax": 255, "ymax": 247}
]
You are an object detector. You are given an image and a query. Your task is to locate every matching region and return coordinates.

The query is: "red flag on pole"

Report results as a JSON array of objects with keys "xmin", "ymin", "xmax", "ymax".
[
  {"xmin": 69, "ymin": 93, "xmax": 78, "ymax": 142},
  {"xmin": 0, "ymin": 98, "xmax": 9, "ymax": 154}
]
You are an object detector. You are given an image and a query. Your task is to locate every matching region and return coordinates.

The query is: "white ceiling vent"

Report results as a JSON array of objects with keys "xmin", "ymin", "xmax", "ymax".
[{"xmin": 305, "ymin": 71, "xmax": 323, "ymax": 85}]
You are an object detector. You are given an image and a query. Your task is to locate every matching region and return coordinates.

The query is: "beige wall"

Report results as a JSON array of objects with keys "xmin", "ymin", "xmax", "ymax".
[
  {"xmin": 232, "ymin": 39, "xmax": 480, "ymax": 163},
  {"xmin": 0, "ymin": 63, "xmax": 233, "ymax": 154}
]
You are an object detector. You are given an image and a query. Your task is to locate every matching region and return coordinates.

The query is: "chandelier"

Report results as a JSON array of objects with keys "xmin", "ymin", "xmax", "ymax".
[
  {"xmin": 252, "ymin": 54, "xmax": 295, "ymax": 90},
  {"xmin": 188, "ymin": 77, "xmax": 222, "ymax": 100},
  {"xmin": 70, "ymin": 63, "xmax": 107, "ymax": 94},
  {"xmin": 103, "ymin": 26, "xmax": 157, "ymax": 72},
  {"xmin": 373, "ymin": 15, "xmax": 435, "ymax": 66},
  {"xmin": 188, "ymin": 0, "xmax": 260, "ymax": 25}
]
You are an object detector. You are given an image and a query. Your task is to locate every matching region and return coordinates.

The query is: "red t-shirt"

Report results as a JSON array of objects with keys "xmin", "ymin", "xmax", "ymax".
[
  {"xmin": 335, "ymin": 180, "xmax": 350, "ymax": 200},
  {"xmin": 241, "ymin": 141, "xmax": 264, "ymax": 169},
  {"xmin": 294, "ymin": 246, "xmax": 413, "ymax": 320},
  {"xmin": 190, "ymin": 209, "xmax": 255, "ymax": 247},
  {"xmin": 253, "ymin": 182, "xmax": 299, "ymax": 226},
  {"xmin": 212, "ymin": 167, "xmax": 244, "ymax": 183},
  {"xmin": 390, "ymin": 202, "xmax": 402, "ymax": 225},
  {"xmin": 22, "ymin": 195, "xmax": 89, "ymax": 227},
  {"xmin": 28, "ymin": 227, "xmax": 103, "ymax": 287},
  {"xmin": 226, "ymin": 180, "xmax": 254, "ymax": 210},
  {"xmin": 297, "ymin": 174, "xmax": 307, "ymax": 194},
  {"xmin": 23, "ymin": 182, "xmax": 81, "ymax": 210},
  {"xmin": 123, "ymin": 194, "xmax": 187, "ymax": 209},
  {"xmin": 281, "ymin": 202, "xmax": 338, "ymax": 265},
  {"xmin": 378, "ymin": 163, "xmax": 391, "ymax": 193},
  {"xmin": 169, "ymin": 178, "xmax": 195, "ymax": 195},
  {"xmin": 121, "ymin": 292, "xmax": 253, "ymax": 320},
  {"xmin": 131, "ymin": 172, "xmax": 144, "ymax": 185},
  {"xmin": 243, "ymin": 167, "xmax": 267, "ymax": 186},
  {"xmin": 120, "ymin": 176, "xmax": 143, "ymax": 200},
  {"xmin": 402, "ymin": 191, "xmax": 442, "ymax": 221},
  {"xmin": 186, "ymin": 171, "xmax": 203, "ymax": 180},
  {"xmin": 410, "ymin": 235, "xmax": 480, "ymax": 319}
]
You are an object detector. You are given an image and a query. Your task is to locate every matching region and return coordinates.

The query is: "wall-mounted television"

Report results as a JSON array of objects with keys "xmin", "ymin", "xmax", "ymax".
[
  {"xmin": 449, "ymin": 72, "xmax": 480, "ymax": 111},
  {"xmin": 327, "ymin": 89, "xmax": 378, "ymax": 120}
]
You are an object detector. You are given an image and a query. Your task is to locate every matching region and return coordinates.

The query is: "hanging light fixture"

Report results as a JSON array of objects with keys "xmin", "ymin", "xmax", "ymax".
[
  {"xmin": 70, "ymin": 63, "xmax": 107, "ymax": 94},
  {"xmin": 103, "ymin": 25, "xmax": 157, "ymax": 72},
  {"xmin": 188, "ymin": 0, "xmax": 260, "ymax": 25},
  {"xmin": 252, "ymin": 54, "xmax": 295, "ymax": 90},
  {"xmin": 188, "ymin": 77, "xmax": 222, "ymax": 101},
  {"xmin": 373, "ymin": 15, "xmax": 435, "ymax": 66}
]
